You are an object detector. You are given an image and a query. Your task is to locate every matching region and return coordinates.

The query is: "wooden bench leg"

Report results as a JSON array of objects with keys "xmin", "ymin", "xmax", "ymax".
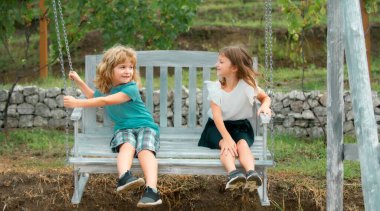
[
  {"xmin": 71, "ymin": 169, "xmax": 90, "ymax": 204},
  {"xmin": 257, "ymin": 168, "xmax": 270, "ymax": 206}
]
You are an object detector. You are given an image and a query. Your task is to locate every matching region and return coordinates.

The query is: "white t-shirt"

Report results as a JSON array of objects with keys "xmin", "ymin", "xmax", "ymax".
[{"xmin": 205, "ymin": 79, "xmax": 262, "ymax": 120}]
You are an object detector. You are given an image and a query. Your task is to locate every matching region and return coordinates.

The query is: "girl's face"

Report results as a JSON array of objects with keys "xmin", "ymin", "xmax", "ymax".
[
  {"xmin": 112, "ymin": 60, "xmax": 134, "ymax": 86},
  {"xmin": 216, "ymin": 54, "xmax": 237, "ymax": 77}
]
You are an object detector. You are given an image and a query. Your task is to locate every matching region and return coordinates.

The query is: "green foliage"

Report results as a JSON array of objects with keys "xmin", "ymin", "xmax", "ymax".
[
  {"xmin": 0, "ymin": 0, "xmax": 39, "ymax": 64},
  {"xmin": 47, "ymin": 0, "xmax": 200, "ymax": 55},
  {"xmin": 365, "ymin": 0, "xmax": 378, "ymax": 13},
  {"xmin": 278, "ymin": 0, "xmax": 327, "ymax": 65}
]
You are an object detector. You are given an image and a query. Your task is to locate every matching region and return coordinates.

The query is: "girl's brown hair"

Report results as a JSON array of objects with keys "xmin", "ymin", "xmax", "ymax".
[
  {"xmin": 219, "ymin": 46, "xmax": 260, "ymax": 88},
  {"xmin": 94, "ymin": 45, "xmax": 141, "ymax": 94}
]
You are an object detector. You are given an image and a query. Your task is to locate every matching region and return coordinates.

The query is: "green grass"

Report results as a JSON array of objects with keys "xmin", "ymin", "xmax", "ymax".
[
  {"xmin": 2, "ymin": 61, "xmax": 380, "ymax": 93},
  {"xmin": 272, "ymin": 134, "xmax": 361, "ymax": 180},
  {"xmin": 0, "ymin": 128, "xmax": 361, "ymax": 179},
  {"xmin": 0, "ymin": 128, "xmax": 73, "ymax": 158}
]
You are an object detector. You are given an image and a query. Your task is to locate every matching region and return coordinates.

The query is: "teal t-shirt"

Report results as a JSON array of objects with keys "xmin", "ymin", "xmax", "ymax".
[{"xmin": 93, "ymin": 82, "xmax": 159, "ymax": 134}]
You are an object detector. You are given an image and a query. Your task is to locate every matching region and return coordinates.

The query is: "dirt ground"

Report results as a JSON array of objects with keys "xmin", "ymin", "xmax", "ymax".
[{"xmin": 0, "ymin": 156, "xmax": 364, "ymax": 211}]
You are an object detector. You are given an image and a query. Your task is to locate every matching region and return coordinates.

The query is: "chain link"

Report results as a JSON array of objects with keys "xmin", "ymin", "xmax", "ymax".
[
  {"xmin": 52, "ymin": 0, "xmax": 72, "ymax": 162},
  {"xmin": 56, "ymin": 0, "xmax": 74, "ymax": 73},
  {"xmin": 264, "ymin": 0, "xmax": 275, "ymax": 162}
]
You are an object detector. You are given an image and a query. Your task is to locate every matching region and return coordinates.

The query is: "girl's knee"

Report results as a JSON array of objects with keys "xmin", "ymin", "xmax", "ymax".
[
  {"xmin": 119, "ymin": 142, "xmax": 136, "ymax": 152},
  {"xmin": 137, "ymin": 149, "xmax": 155, "ymax": 158},
  {"xmin": 220, "ymin": 152, "xmax": 235, "ymax": 160},
  {"xmin": 237, "ymin": 139, "xmax": 248, "ymax": 148}
]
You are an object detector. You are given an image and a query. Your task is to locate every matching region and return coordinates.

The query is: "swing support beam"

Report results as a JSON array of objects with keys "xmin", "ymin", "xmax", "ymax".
[
  {"xmin": 327, "ymin": 0, "xmax": 380, "ymax": 210},
  {"xmin": 39, "ymin": 0, "xmax": 48, "ymax": 79}
]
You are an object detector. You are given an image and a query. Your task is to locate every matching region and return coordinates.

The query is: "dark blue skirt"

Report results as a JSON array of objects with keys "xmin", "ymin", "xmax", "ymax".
[{"xmin": 198, "ymin": 118, "xmax": 255, "ymax": 149}]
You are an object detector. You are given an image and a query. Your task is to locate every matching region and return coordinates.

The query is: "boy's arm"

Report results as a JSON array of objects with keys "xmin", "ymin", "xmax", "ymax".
[
  {"xmin": 64, "ymin": 92, "xmax": 131, "ymax": 108},
  {"xmin": 210, "ymin": 102, "xmax": 238, "ymax": 157}
]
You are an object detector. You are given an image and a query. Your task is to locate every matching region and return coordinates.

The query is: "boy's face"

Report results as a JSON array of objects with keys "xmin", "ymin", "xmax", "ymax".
[{"xmin": 112, "ymin": 59, "xmax": 134, "ymax": 86}]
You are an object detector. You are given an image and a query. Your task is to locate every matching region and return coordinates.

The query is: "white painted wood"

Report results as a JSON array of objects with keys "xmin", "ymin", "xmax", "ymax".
[
  {"xmin": 70, "ymin": 51, "xmax": 273, "ymax": 206},
  {"xmin": 343, "ymin": 144, "xmax": 359, "ymax": 161},
  {"xmin": 174, "ymin": 67, "xmax": 182, "ymax": 127},
  {"xmin": 343, "ymin": 1, "xmax": 380, "ymax": 210},
  {"xmin": 202, "ymin": 68, "xmax": 211, "ymax": 126},
  {"xmin": 83, "ymin": 56, "xmax": 97, "ymax": 133},
  {"xmin": 136, "ymin": 50, "xmax": 218, "ymax": 67},
  {"xmin": 188, "ymin": 67, "xmax": 197, "ymax": 128},
  {"xmin": 327, "ymin": 0, "xmax": 345, "ymax": 210},
  {"xmin": 71, "ymin": 172, "xmax": 89, "ymax": 204},
  {"xmin": 159, "ymin": 66, "xmax": 168, "ymax": 127},
  {"xmin": 145, "ymin": 66, "xmax": 154, "ymax": 114},
  {"xmin": 70, "ymin": 108, "xmax": 82, "ymax": 121}
]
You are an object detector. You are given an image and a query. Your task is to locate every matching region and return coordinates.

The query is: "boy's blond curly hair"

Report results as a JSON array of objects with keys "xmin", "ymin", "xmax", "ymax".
[{"xmin": 94, "ymin": 45, "xmax": 141, "ymax": 94}]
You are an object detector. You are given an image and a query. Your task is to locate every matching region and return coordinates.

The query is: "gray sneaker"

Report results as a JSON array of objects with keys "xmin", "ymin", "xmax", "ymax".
[
  {"xmin": 225, "ymin": 169, "xmax": 246, "ymax": 190},
  {"xmin": 137, "ymin": 186, "xmax": 162, "ymax": 208},
  {"xmin": 244, "ymin": 170, "xmax": 262, "ymax": 192},
  {"xmin": 116, "ymin": 171, "xmax": 145, "ymax": 193}
]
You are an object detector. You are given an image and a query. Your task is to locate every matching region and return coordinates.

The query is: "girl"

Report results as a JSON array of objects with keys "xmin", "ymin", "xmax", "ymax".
[
  {"xmin": 198, "ymin": 46, "xmax": 271, "ymax": 191},
  {"xmin": 64, "ymin": 45, "xmax": 162, "ymax": 208}
]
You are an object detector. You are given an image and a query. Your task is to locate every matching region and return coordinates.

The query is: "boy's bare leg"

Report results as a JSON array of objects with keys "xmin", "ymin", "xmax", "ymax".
[
  {"xmin": 117, "ymin": 143, "xmax": 136, "ymax": 177},
  {"xmin": 236, "ymin": 140, "xmax": 255, "ymax": 172},
  {"xmin": 138, "ymin": 149, "xmax": 158, "ymax": 189}
]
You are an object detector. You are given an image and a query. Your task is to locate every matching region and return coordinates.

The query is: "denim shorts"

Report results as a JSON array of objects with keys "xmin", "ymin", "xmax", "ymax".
[{"xmin": 110, "ymin": 127, "xmax": 160, "ymax": 155}]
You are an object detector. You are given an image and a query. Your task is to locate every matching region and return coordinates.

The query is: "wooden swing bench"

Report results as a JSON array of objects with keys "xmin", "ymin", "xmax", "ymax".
[{"xmin": 68, "ymin": 50, "xmax": 274, "ymax": 206}]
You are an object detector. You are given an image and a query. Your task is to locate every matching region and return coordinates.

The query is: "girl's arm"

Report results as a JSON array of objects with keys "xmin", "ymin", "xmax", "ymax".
[
  {"xmin": 69, "ymin": 71, "xmax": 94, "ymax": 99},
  {"xmin": 256, "ymin": 91, "xmax": 271, "ymax": 115},
  {"xmin": 64, "ymin": 92, "xmax": 131, "ymax": 108},
  {"xmin": 210, "ymin": 101, "xmax": 238, "ymax": 157}
]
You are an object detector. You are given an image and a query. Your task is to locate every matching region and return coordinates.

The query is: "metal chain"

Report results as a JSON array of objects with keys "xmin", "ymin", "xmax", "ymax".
[
  {"xmin": 52, "ymin": 0, "xmax": 70, "ymax": 162},
  {"xmin": 56, "ymin": 0, "xmax": 74, "ymax": 73},
  {"xmin": 264, "ymin": 0, "xmax": 275, "ymax": 162}
]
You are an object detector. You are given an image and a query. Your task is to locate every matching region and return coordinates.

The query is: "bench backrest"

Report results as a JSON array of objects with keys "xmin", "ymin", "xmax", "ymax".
[{"xmin": 82, "ymin": 50, "xmax": 259, "ymax": 135}]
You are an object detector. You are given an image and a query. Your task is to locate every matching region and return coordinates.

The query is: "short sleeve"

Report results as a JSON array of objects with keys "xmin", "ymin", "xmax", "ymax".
[
  {"xmin": 244, "ymin": 85, "xmax": 263, "ymax": 105},
  {"xmin": 204, "ymin": 81, "xmax": 222, "ymax": 106},
  {"xmin": 120, "ymin": 83, "xmax": 139, "ymax": 101},
  {"xmin": 93, "ymin": 89, "xmax": 102, "ymax": 98}
]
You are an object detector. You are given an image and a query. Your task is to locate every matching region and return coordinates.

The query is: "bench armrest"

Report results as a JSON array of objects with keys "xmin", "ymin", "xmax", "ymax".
[
  {"xmin": 259, "ymin": 113, "xmax": 271, "ymax": 124},
  {"xmin": 71, "ymin": 107, "xmax": 83, "ymax": 121}
]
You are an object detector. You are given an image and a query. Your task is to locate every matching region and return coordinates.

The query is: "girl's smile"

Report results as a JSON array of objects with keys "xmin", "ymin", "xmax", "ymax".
[{"xmin": 113, "ymin": 60, "xmax": 135, "ymax": 86}]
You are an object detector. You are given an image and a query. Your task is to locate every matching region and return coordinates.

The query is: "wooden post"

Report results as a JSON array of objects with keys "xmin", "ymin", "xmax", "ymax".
[
  {"xmin": 39, "ymin": 0, "xmax": 48, "ymax": 79},
  {"xmin": 326, "ymin": 0, "xmax": 345, "ymax": 210},
  {"xmin": 360, "ymin": 0, "xmax": 371, "ymax": 77},
  {"xmin": 343, "ymin": 1, "xmax": 380, "ymax": 210}
]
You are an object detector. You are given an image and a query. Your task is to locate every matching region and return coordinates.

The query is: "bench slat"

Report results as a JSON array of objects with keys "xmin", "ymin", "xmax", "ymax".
[
  {"xmin": 188, "ymin": 67, "xmax": 197, "ymax": 128},
  {"xmin": 145, "ymin": 66, "xmax": 154, "ymax": 114},
  {"xmin": 159, "ymin": 66, "xmax": 168, "ymax": 127},
  {"xmin": 174, "ymin": 66, "xmax": 182, "ymax": 127},
  {"xmin": 202, "ymin": 67, "xmax": 211, "ymax": 126}
]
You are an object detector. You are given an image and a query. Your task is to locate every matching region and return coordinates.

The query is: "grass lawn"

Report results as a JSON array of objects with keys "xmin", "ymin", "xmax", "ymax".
[{"xmin": 0, "ymin": 128, "xmax": 361, "ymax": 180}]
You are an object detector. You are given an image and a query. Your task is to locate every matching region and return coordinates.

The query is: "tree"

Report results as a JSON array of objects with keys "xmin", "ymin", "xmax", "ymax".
[
  {"xmin": 47, "ymin": 0, "xmax": 201, "ymax": 58},
  {"xmin": 0, "ymin": 0, "xmax": 38, "ymax": 133},
  {"xmin": 278, "ymin": 0, "xmax": 377, "ymax": 67}
]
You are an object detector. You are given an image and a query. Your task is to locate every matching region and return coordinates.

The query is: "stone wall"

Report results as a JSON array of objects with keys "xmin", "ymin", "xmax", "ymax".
[{"xmin": 1, "ymin": 86, "xmax": 380, "ymax": 138}]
